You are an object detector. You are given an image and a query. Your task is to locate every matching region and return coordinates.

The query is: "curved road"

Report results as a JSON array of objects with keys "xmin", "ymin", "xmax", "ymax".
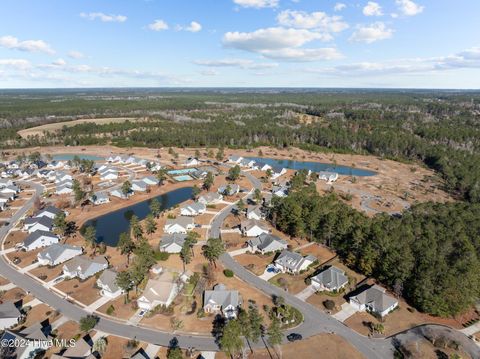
[{"xmin": 0, "ymin": 173, "xmax": 477, "ymax": 358}]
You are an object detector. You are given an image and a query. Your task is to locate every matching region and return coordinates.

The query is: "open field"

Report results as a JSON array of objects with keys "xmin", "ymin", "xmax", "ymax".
[{"xmin": 17, "ymin": 117, "xmax": 139, "ymax": 139}]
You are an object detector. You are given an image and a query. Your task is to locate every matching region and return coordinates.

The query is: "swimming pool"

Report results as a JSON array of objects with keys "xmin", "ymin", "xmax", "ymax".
[
  {"xmin": 174, "ymin": 175, "xmax": 194, "ymax": 182},
  {"xmin": 168, "ymin": 168, "xmax": 198, "ymax": 175}
]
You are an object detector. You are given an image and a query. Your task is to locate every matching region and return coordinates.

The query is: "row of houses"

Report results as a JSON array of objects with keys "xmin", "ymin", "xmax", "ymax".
[
  {"xmin": 0, "ymin": 179, "xmax": 20, "ymax": 211},
  {"xmin": 228, "ymin": 155, "xmax": 287, "ymax": 179},
  {"xmin": 106, "ymin": 155, "xmax": 149, "ymax": 167}
]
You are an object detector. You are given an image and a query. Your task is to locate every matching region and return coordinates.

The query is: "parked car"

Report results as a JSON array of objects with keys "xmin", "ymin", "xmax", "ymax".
[{"xmin": 287, "ymin": 333, "xmax": 302, "ymax": 342}]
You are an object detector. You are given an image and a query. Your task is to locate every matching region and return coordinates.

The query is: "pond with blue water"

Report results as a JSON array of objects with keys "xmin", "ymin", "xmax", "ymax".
[
  {"xmin": 82, "ymin": 186, "xmax": 193, "ymax": 246},
  {"xmin": 246, "ymin": 157, "xmax": 376, "ymax": 177}
]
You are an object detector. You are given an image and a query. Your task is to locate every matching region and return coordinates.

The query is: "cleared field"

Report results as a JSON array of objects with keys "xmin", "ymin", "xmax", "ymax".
[{"xmin": 18, "ymin": 117, "xmax": 139, "ymax": 138}]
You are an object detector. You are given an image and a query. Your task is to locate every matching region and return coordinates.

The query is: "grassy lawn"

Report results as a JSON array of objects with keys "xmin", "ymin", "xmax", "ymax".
[
  {"xmin": 306, "ymin": 291, "xmax": 347, "ymax": 314},
  {"xmin": 269, "ymin": 272, "xmax": 309, "ymax": 295},
  {"xmin": 235, "ymin": 252, "xmax": 274, "ymax": 275}
]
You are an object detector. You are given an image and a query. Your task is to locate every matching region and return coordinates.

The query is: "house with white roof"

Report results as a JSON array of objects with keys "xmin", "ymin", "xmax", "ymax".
[
  {"xmin": 240, "ymin": 219, "xmax": 269, "ymax": 237},
  {"xmin": 100, "ymin": 169, "xmax": 118, "ymax": 181},
  {"xmin": 272, "ymin": 185, "xmax": 288, "ymax": 198},
  {"xmin": 274, "ymin": 250, "xmax": 316, "ymax": 274},
  {"xmin": 311, "ymin": 266, "xmax": 348, "ymax": 292},
  {"xmin": 180, "ymin": 202, "xmax": 206, "ymax": 216},
  {"xmin": 35, "ymin": 206, "xmax": 62, "ymax": 219},
  {"xmin": 203, "ymin": 284, "xmax": 241, "ymax": 319},
  {"xmin": 198, "ymin": 192, "xmax": 223, "ymax": 205},
  {"xmin": 55, "ymin": 172, "xmax": 72, "ymax": 183},
  {"xmin": 318, "ymin": 171, "xmax": 339, "ymax": 183},
  {"xmin": 349, "ymin": 285, "xmax": 399, "ymax": 317},
  {"xmin": 228, "ymin": 155, "xmax": 243, "ymax": 164},
  {"xmin": 0, "ymin": 179, "xmax": 14, "ymax": 188},
  {"xmin": 246, "ymin": 205, "xmax": 263, "ymax": 220},
  {"xmin": 142, "ymin": 176, "xmax": 159, "ymax": 186},
  {"xmin": 159, "ymin": 233, "xmax": 187, "ymax": 253},
  {"xmin": 63, "ymin": 256, "xmax": 108, "ymax": 280},
  {"xmin": 0, "ymin": 185, "xmax": 19, "ymax": 196},
  {"xmin": 47, "ymin": 160, "xmax": 65, "ymax": 170},
  {"xmin": 137, "ymin": 271, "xmax": 182, "ymax": 310},
  {"xmin": 247, "ymin": 233, "xmax": 288, "ymax": 254},
  {"xmin": 271, "ymin": 166, "xmax": 287, "ymax": 180},
  {"xmin": 22, "ymin": 230, "xmax": 59, "ymax": 251},
  {"xmin": 164, "ymin": 216, "xmax": 195, "ymax": 234},
  {"xmin": 254, "ymin": 162, "xmax": 272, "ymax": 171},
  {"xmin": 110, "ymin": 189, "xmax": 129, "ymax": 199},
  {"xmin": 97, "ymin": 269, "xmax": 122, "ymax": 298},
  {"xmin": 37, "ymin": 243, "xmax": 83, "ymax": 266},
  {"xmin": 55, "ymin": 181, "xmax": 73, "ymax": 195}
]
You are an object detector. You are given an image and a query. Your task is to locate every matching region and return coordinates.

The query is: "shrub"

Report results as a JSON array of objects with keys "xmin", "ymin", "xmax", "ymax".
[
  {"xmin": 304, "ymin": 277, "xmax": 311, "ymax": 285},
  {"xmin": 323, "ymin": 299, "xmax": 335, "ymax": 310},
  {"xmin": 106, "ymin": 305, "xmax": 115, "ymax": 315},
  {"xmin": 223, "ymin": 269, "xmax": 234, "ymax": 277},
  {"xmin": 154, "ymin": 251, "xmax": 170, "ymax": 261}
]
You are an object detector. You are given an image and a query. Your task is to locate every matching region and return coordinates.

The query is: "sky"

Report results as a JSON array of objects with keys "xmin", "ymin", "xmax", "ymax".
[{"xmin": 0, "ymin": 0, "xmax": 479, "ymax": 89}]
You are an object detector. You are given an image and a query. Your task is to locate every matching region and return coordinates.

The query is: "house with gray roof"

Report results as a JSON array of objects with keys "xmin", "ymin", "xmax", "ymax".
[
  {"xmin": 90, "ymin": 191, "xmax": 110, "ymax": 205},
  {"xmin": 228, "ymin": 155, "xmax": 243, "ymax": 164},
  {"xmin": 203, "ymin": 284, "xmax": 241, "ymax": 319},
  {"xmin": 349, "ymin": 285, "xmax": 399, "ymax": 317},
  {"xmin": 132, "ymin": 180, "xmax": 148, "ymax": 192},
  {"xmin": 254, "ymin": 162, "xmax": 272, "ymax": 171},
  {"xmin": 159, "ymin": 233, "xmax": 187, "ymax": 253},
  {"xmin": 271, "ymin": 166, "xmax": 287, "ymax": 179},
  {"xmin": 163, "ymin": 216, "xmax": 195, "ymax": 234},
  {"xmin": 180, "ymin": 201, "xmax": 206, "ymax": 216},
  {"xmin": 198, "ymin": 192, "xmax": 223, "ymax": 205},
  {"xmin": 22, "ymin": 230, "xmax": 59, "ymax": 251},
  {"xmin": 63, "ymin": 256, "xmax": 108, "ymax": 280},
  {"xmin": 246, "ymin": 205, "xmax": 263, "ymax": 220},
  {"xmin": 240, "ymin": 219, "xmax": 269, "ymax": 237},
  {"xmin": 35, "ymin": 206, "xmax": 62, "ymax": 219},
  {"xmin": 218, "ymin": 184, "xmax": 240, "ymax": 196},
  {"xmin": 37, "ymin": 243, "xmax": 83, "ymax": 266},
  {"xmin": 23, "ymin": 216, "xmax": 53, "ymax": 233},
  {"xmin": 142, "ymin": 176, "xmax": 159, "ymax": 186},
  {"xmin": 247, "ymin": 233, "xmax": 288, "ymax": 254},
  {"xmin": 0, "ymin": 302, "xmax": 21, "ymax": 330},
  {"xmin": 97, "ymin": 269, "xmax": 122, "ymax": 298},
  {"xmin": 274, "ymin": 250, "xmax": 316, "ymax": 274},
  {"xmin": 311, "ymin": 266, "xmax": 348, "ymax": 292}
]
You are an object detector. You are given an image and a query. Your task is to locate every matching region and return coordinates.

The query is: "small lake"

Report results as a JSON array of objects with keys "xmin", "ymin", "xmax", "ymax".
[
  {"xmin": 52, "ymin": 154, "xmax": 104, "ymax": 161},
  {"xmin": 246, "ymin": 157, "xmax": 376, "ymax": 177},
  {"xmin": 82, "ymin": 186, "xmax": 193, "ymax": 246}
]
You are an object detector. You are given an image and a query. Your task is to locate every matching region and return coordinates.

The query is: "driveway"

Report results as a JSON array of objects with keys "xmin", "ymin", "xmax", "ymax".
[
  {"xmin": 332, "ymin": 303, "xmax": 358, "ymax": 322},
  {"xmin": 295, "ymin": 285, "xmax": 316, "ymax": 301}
]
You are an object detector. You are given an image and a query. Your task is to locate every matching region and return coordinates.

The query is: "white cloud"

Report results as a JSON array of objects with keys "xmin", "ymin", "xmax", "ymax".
[
  {"xmin": 178, "ymin": 21, "xmax": 203, "ymax": 33},
  {"xmin": 194, "ymin": 58, "xmax": 278, "ymax": 69},
  {"xmin": 334, "ymin": 3, "xmax": 346, "ymax": 12},
  {"xmin": 148, "ymin": 20, "xmax": 169, "ymax": 31},
  {"xmin": 224, "ymin": 27, "xmax": 330, "ymax": 51},
  {"xmin": 277, "ymin": 10, "xmax": 349, "ymax": 33},
  {"xmin": 395, "ymin": 0, "xmax": 424, "ymax": 16},
  {"xmin": 233, "ymin": 0, "xmax": 279, "ymax": 8},
  {"xmin": 200, "ymin": 69, "xmax": 219, "ymax": 76},
  {"xmin": 67, "ymin": 51, "xmax": 85, "ymax": 59},
  {"xmin": 350, "ymin": 22, "xmax": 393, "ymax": 44},
  {"xmin": 0, "ymin": 59, "xmax": 31, "ymax": 70},
  {"xmin": 80, "ymin": 12, "xmax": 127, "ymax": 23},
  {"xmin": 308, "ymin": 47, "xmax": 480, "ymax": 77},
  {"xmin": 259, "ymin": 47, "xmax": 343, "ymax": 61},
  {"xmin": 52, "ymin": 58, "xmax": 66, "ymax": 66},
  {"xmin": 363, "ymin": 2, "xmax": 383, "ymax": 16},
  {"xmin": 0, "ymin": 35, "xmax": 55, "ymax": 55}
]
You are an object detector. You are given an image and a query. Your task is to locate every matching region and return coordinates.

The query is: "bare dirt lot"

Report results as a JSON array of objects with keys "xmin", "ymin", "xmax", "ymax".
[
  {"xmin": 216, "ymin": 333, "xmax": 366, "ymax": 359},
  {"xmin": 18, "ymin": 117, "xmax": 139, "ymax": 139}
]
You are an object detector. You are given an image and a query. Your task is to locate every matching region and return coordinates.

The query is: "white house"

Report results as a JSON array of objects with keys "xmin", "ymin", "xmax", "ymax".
[
  {"xmin": 349, "ymin": 285, "xmax": 399, "ymax": 317},
  {"xmin": 240, "ymin": 219, "xmax": 269, "ymax": 237},
  {"xmin": 55, "ymin": 182, "xmax": 73, "ymax": 195},
  {"xmin": 97, "ymin": 269, "xmax": 122, "ymax": 298},
  {"xmin": 203, "ymin": 284, "xmax": 240, "ymax": 319},
  {"xmin": 163, "ymin": 216, "xmax": 195, "ymax": 234},
  {"xmin": 183, "ymin": 157, "xmax": 199, "ymax": 167},
  {"xmin": 110, "ymin": 189, "xmax": 128, "ymax": 199},
  {"xmin": 142, "ymin": 176, "xmax": 159, "ymax": 186},
  {"xmin": 35, "ymin": 206, "xmax": 62, "ymax": 219},
  {"xmin": 228, "ymin": 155, "xmax": 243, "ymax": 164},
  {"xmin": 217, "ymin": 184, "xmax": 240, "ymax": 196},
  {"xmin": 0, "ymin": 302, "xmax": 21, "ymax": 330},
  {"xmin": 271, "ymin": 185, "xmax": 288, "ymax": 198},
  {"xmin": 180, "ymin": 202, "xmax": 206, "ymax": 216},
  {"xmin": 137, "ymin": 271, "xmax": 182, "ymax": 310},
  {"xmin": 37, "ymin": 244, "xmax": 83, "ymax": 266},
  {"xmin": 198, "ymin": 192, "xmax": 223, "ymax": 205},
  {"xmin": 271, "ymin": 166, "xmax": 287, "ymax": 180},
  {"xmin": 55, "ymin": 172, "xmax": 72, "ymax": 183},
  {"xmin": 63, "ymin": 256, "xmax": 108, "ymax": 280},
  {"xmin": 132, "ymin": 180, "xmax": 148, "ymax": 192},
  {"xmin": 239, "ymin": 158, "xmax": 256, "ymax": 168},
  {"xmin": 246, "ymin": 205, "xmax": 263, "ymax": 220},
  {"xmin": 22, "ymin": 230, "xmax": 59, "ymax": 251},
  {"xmin": 24, "ymin": 216, "xmax": 53, "ymax": 233},
  {"xmin": 318, "ymin": 171, "xmax": 339, "ymax": 183},
  {"xmin": 254, "ymin": 162, "xmax": 272, "ymax": 171},
  {"xmin": 100, "ymin": 169, "xmax": 118, "ymax": 181},
  {"xmin": 274, "ymin": 250, "xmax": 316, "ymax": 274},
  {"xmin": 90, "ymin": 192, "xmax": 110, "ymax": 205},
  {"xmin": 159, "ymin": 233, "xmax": 187, "ymax": 253}
]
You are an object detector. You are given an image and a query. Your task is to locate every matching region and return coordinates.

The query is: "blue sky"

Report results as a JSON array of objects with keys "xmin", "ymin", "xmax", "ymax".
[{"xmin": 0, "ymin": 0, "xmax": 479, "ymax": 88}]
